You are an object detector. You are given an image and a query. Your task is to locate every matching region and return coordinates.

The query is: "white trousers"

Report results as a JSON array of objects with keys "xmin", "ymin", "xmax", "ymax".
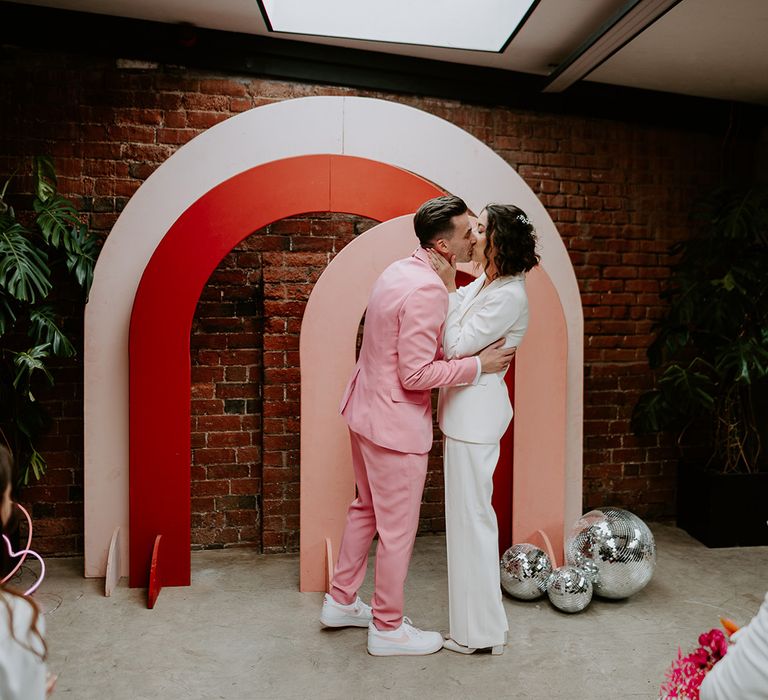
[{"xmin": 444, "ymin": 437, "xmax": 509, "ymax": 648}]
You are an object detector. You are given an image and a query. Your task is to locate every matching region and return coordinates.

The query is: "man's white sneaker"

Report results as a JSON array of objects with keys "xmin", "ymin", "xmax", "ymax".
[
  {"xmin": 320, "ymin": 593, "xmax": 373, "ymax": 628},
  {"xmin": 367, "ymin": 617, "xmax": 444, "ymax": 656}
]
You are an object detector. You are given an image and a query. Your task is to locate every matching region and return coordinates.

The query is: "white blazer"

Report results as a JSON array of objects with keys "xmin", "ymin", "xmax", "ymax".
[{"xmin": 438, "ymin": 272, "xmax": 529, "ymax": 444}]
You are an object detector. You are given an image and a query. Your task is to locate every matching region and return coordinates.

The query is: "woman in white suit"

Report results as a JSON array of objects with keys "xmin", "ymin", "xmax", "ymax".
[{"xmin": 428, "ymin": 204, "xmax": 539, "ymax": 655}]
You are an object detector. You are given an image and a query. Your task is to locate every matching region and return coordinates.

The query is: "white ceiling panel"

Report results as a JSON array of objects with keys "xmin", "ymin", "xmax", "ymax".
[{"xmin": 8, "ymin": 0, "xmax": 768, "ymax": 105}]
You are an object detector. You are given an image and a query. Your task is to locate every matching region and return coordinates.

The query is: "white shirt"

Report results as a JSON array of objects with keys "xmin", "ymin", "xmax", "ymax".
[{"xmin": 0, "ymin": 591, "xmax": 47, "ymax": 700}]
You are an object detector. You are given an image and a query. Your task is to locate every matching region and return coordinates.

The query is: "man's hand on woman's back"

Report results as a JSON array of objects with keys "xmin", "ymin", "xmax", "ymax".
[{"xmin": 478, "ymin": 339, "xmax": 516, "ymax": 374}]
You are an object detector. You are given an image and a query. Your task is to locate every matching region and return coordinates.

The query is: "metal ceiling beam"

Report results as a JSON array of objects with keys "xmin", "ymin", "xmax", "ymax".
[{"xmin": 543, "ymin": 0, "xmax": 684, "ymax": 93}]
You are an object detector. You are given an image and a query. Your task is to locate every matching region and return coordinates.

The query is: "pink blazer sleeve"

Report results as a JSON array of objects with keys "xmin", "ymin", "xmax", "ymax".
[{"xmin": 396, "ymin": 282, "xmax": 478, "ymax": 390}]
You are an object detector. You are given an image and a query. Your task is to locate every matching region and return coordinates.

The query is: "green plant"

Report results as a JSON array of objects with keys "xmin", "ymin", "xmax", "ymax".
[
  {"xmin": 0, "ymin": 156, "xmax": 99, "ymax": 486},
  {"xmin": 632, "ymin": 187, "xmax": 768, "ymax": 474}
]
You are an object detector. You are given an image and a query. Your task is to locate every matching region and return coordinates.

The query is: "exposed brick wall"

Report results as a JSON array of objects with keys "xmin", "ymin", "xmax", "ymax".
[
  {"xmin": 0, "ymin": 48, "xmax": 757, "ymax": 556},
  {"xmin": 190, "ymin": 242, "xmax": 263, "ymax": 549},
  {"xmin": 190, "ymin": 213, "xmax": 377, "ymax": 552}
]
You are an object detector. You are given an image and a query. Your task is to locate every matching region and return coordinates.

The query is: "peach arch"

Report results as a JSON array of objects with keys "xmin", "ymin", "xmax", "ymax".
[
  {"xmin": 84, "ymin": 96, "xmax": 583, "ymax": 582},
  {"xmin": 301, "ymin": 216, "xmax": 568, "ymax": 591}
]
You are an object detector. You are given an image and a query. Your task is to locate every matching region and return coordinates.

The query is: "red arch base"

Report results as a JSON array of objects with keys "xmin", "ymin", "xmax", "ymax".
[{"xmin": 129, "ymin": 155, "xmax": 522, "ymax": 590}]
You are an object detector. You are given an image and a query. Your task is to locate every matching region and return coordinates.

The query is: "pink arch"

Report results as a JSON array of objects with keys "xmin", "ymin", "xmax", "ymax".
[{"xmin": 128, "ymin": 155, "xmax": 445, "ymax": 587}]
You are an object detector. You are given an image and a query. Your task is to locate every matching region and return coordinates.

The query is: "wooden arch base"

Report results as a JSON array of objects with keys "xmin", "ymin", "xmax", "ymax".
[{"xmin": 129, "ymin": 155, "xmax": 448, "ymax": 596}]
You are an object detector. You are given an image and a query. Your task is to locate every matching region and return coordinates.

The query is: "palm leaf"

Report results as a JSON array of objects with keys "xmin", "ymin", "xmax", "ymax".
[{"xmin": 0, "ymin": 222, "xmax": 52, "ymax": 302}]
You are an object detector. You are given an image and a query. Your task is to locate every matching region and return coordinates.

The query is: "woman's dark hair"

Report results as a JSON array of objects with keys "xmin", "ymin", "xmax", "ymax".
[
  {"xmin": 483, "ymin": 204, "xmax": 540, "ymax": 276},
  {"xmin": 0, "ymin": 443, "xmax": 48, "ymax": 662},
  {"xmin": 413, "ymin": 195, "xmax": 468, "ymax": 247},
  {"xmin": 0, "ymin": 445, "xmax": 11, "ymax": 492}
]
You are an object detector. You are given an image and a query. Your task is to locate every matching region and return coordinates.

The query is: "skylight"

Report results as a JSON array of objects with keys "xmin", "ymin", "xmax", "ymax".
[{"xmin": 258, "ymin": 0, "xmax": 538, "ymax": 53}]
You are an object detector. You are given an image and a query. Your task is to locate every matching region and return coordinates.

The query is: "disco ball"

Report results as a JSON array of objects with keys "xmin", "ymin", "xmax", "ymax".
[
  {"xmin": 565, "ymin": 507, "xmax": 656, "ymax": 600},
  {"xmin": 500, "ymin": 543, "xmax": 553, "ymax": 600},
  {"xmin": 547, "ymin": 566, "xmax": 593, "ymax": 613}
]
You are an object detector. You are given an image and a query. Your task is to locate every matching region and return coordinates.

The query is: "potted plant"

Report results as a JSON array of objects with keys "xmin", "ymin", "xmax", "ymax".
[
  {"xmin": 0, "ymin": 156, "xmax": 98, "ymax": 573},
  {"xmin": 632, "ymin": 186, "xmax": 768, "ymax": 547},
  {"xmin": 0, "ymin": 156, "xmax": 99, "ymax": 575}
]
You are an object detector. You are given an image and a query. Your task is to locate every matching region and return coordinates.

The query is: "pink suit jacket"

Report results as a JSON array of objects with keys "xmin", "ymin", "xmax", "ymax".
[{"xmin": 340, "ymin": 248, "xmax": 479, "ymax": 454}]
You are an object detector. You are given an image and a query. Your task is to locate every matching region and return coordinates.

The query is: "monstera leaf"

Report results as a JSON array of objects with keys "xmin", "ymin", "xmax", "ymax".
[
  {"xmin": 34, "ymin": 155, "xmax": 57, "ymax": 203},
  {"xmin": 64, "ymin": 222, "xmax": 99, "ymax": 292},
  {"xmin": 0, "ymin": 222, "xmax": 52, "ymax": 303},
  {"xmin": 29, "ymin": 305, "xmax": 75, "ymax": 357},
  {"xmin": 0, "ymin": 292, "xmax": 16, "ymax": 336},
  {"xmin": 34, "ymin": 194, "xmax": 81, "ymax": 249},
  {"xmin": 12, "ymin": 343, "xmax": 53, "ymax": 391}
]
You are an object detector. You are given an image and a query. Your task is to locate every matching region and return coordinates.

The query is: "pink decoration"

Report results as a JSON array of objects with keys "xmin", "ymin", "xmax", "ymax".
[
  {"xmin": 2, "ymin": 503, "xmax": 46, "ymax": 596},
  {"xmin": 660, "ymin": 628, "xmax": 728, "ymax": 699},
  {"xmin": 1, "ymin": 503, "xmax": 46, "ymax": 596}
]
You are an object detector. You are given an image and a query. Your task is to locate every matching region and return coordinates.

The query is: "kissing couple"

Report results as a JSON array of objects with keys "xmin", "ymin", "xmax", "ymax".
[{"xmin": 319, "ymin": 195, "xmax": 539, "ymax": 656}]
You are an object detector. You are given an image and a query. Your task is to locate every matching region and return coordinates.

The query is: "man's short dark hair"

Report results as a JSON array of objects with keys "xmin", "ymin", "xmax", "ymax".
[{"xmin": 413, "ymin": 195, "xmax": 468, "ymax": 247}]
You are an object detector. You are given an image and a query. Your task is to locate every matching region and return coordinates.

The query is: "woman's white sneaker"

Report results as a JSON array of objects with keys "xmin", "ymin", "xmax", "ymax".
[
  {"xmin": 320, "ymin": 593, "xmax": 373, "ymax": 628},
  {"xmin": 367, "ymin": 617, "xmax": 444, "ymax": 656}
]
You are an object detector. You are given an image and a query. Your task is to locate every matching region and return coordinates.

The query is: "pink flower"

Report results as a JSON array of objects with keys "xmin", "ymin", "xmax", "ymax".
[{"xmin": 660, "ymin": 628, "xmax": 729, "ymax": 699}]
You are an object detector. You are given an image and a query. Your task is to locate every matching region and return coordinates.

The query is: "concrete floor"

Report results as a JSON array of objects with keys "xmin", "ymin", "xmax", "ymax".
[{"xmin": 16, "ymin": 523, "xmax": 768, "ymax": 700}]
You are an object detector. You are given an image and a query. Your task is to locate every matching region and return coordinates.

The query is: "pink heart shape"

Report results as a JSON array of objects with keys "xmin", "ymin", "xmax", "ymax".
[
  {"xmin": 1, "ymin": 502, "xmax": 33, "ymax": 585},
  {"xmin": 2, "ymin": 535, "xmax": 45, "ymax": 596},
  {"xmin": 2, "ymin": 502, "xmax": 45, "ymax": 596}
]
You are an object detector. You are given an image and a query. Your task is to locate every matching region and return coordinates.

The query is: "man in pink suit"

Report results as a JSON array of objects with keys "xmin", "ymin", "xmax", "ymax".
[{"xmin": 319, "ymin": 196, "xmax": 516, "ymax": 656}]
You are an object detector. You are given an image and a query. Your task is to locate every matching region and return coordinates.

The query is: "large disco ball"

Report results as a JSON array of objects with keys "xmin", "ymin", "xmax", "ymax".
[
  {"xmin": 547, "ymin": 566, "xmax": 593, "ymax": 613},
  {"xmin": 500, "ymin": 543, "xmax": 553, "ymax": 600},
  {"xmin": 565, "ymin": 507, "xmax": 656, "ymax": 599}
]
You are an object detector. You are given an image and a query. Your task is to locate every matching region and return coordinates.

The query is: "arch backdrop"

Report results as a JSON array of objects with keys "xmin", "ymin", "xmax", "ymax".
[{"xmin": 83, "ymin": 96, "xmax": 583, "ymax": 592}]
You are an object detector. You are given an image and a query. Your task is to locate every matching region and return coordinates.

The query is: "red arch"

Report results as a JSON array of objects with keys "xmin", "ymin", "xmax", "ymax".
[{"xmin": 128, "ymin": 155, "xmax": 452, "ymax": 587}]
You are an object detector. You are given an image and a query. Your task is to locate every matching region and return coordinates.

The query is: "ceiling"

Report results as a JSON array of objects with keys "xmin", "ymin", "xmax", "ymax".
[{"xmin": 8, "ymin": 0, "xmax": 768, "ymax": 106}]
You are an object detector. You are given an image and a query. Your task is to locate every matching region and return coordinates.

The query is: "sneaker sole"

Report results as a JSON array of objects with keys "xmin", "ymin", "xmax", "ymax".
[
  {"xmin": 367, "ymin": 643, "xmax": 443, "ymax": 656},
  {"xmin": 320, "ymin": 616, "xmax": 372, "ymax": 628}
]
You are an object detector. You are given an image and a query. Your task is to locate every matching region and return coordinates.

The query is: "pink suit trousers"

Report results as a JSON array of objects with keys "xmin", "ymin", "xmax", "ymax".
[
  {"xmin": 331, "ymin": 249, "xmax": 478, "ymax": 631},
  {"xmin": 330, "ymin": 430, "xmax": 427, "ymax": 630}
]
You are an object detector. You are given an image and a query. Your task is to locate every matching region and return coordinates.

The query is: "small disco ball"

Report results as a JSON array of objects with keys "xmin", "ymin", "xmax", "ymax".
[
  {"xmin": 565, "ymin": 507, "xmax": 656, "ymax": 600},
  {"xmin": 547, "ymin": 566, "xmax": 593, "ymax": 613},
  {"xmin": 500, "ymin": 543, "xmax": 553, "ymax": 600}
]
